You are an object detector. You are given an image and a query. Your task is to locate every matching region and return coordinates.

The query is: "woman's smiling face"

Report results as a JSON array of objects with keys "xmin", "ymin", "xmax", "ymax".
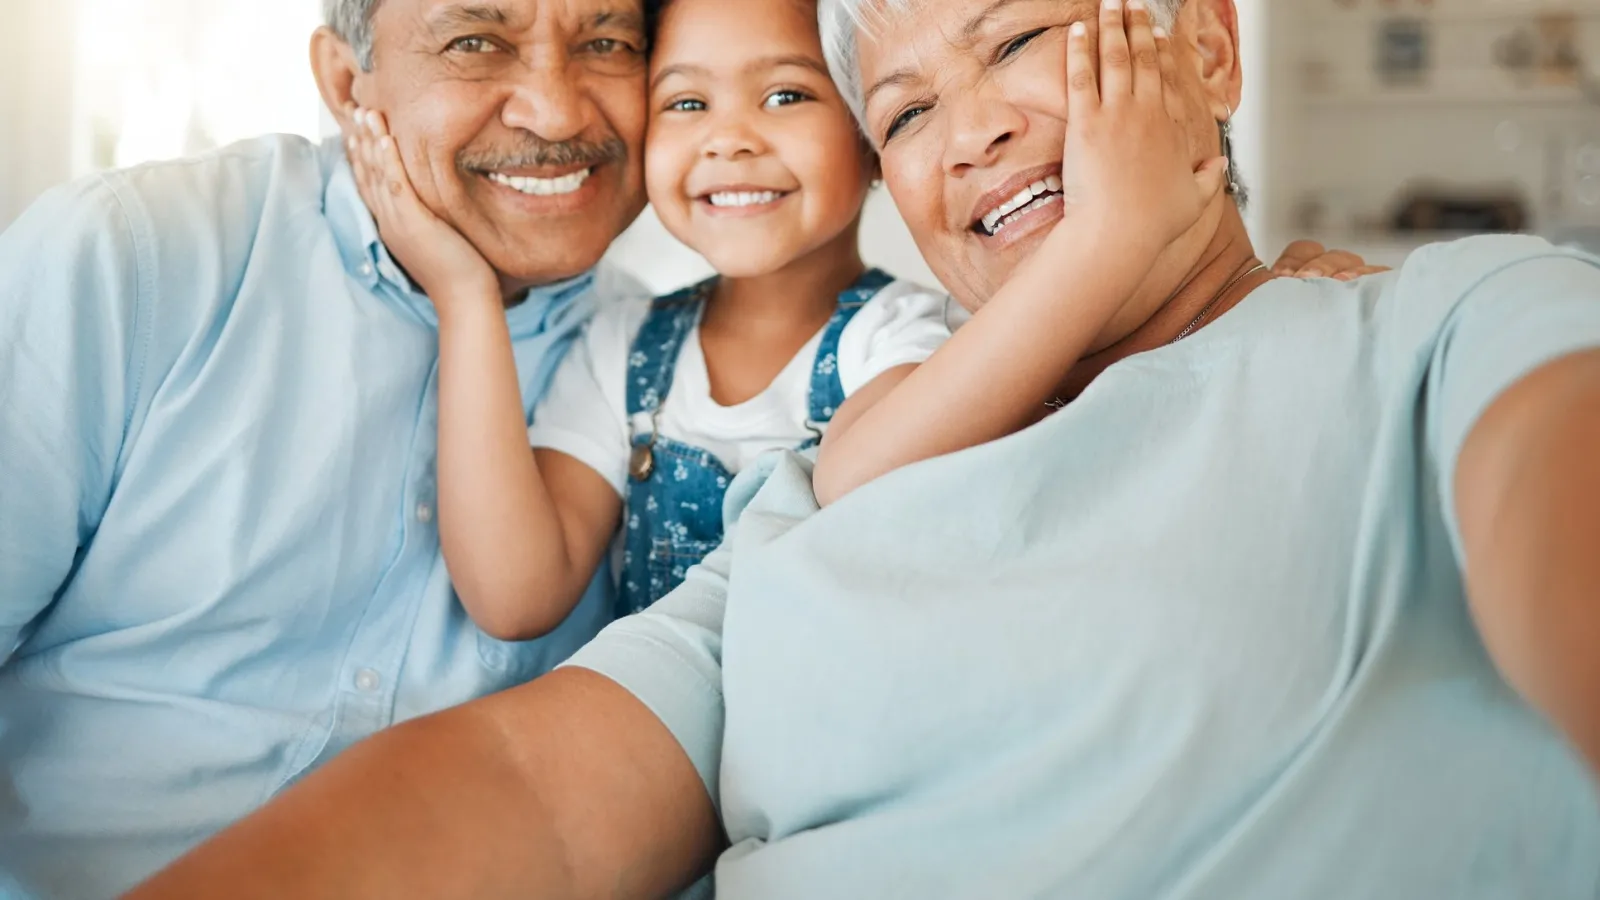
[{"xmin": 856, "ymin": 0, "xmax": 1219, "ymax": 311}]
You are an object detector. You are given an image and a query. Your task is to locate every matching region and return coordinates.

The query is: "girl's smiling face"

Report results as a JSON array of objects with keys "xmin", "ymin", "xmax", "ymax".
[{"xmin": 645, "ymin": 0, "xmax": 875, "ymax": 278}]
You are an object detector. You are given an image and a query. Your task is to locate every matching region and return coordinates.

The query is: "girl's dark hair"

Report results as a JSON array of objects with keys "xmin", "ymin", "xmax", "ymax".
[{"xmin": 645, "ymin": 0, "xmax": 672, "ymax": 48}]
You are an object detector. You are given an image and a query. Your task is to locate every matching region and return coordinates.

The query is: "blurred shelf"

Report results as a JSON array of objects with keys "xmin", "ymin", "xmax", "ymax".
[
  {"xmin": 1303, "ymin": 83, "xmax": 1598, "ymax": 106},
  {"xmin": 1307, "ymin": 1, "xmax": 1600, "ymax": 26}
]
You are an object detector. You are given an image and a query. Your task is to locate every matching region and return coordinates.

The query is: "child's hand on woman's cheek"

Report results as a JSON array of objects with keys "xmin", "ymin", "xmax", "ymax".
[{"xmin": 344, "ymin": 107, "xmax": 502, "ymax": 314}]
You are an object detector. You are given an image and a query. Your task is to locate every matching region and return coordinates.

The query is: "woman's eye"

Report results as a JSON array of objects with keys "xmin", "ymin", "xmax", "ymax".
[
  {"xmin": 667, "ymin": 98, "xmax": 707, "ymax": 112},
  {"xmin": 884, "ymin": 105, "xmax": 928, "ymax": 142},
  {"xmin": 763, "ymin": 90, "xmax": 810, "ymax": 109},
  {"xmin": 447, "ymin": 36, "xmax": 498, "ymax": 54},
  {"xmin": 999, "ymin": 28, "xmax": 1047, "ymax": 61}
]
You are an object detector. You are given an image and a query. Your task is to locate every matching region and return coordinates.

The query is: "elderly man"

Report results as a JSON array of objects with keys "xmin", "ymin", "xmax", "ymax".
[
  {"xmin": 129, "ymin": 0, "xmax": 1600, "ymax": 898},
  {"xmin": 0, "ymin": 0, "xmax": 652, "ymax": 895}
]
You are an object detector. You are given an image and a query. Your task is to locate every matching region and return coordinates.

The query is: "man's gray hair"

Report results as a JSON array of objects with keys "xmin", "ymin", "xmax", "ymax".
[
  {"xmin": 325, "ymin": 0, "xmax": 382, "ymax": 69},
  {"xmin": 819, "ymin": 0, "xmax": 1182, "ymax": 129}
]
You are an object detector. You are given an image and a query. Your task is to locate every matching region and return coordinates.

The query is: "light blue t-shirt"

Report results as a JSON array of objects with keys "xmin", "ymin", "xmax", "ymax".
[
  {"xmin": 0, "ymin": 135, "xmax": 641, "ymax": 897},
  {"xmin": 568, "ymin": 236, "xmax": 1600, "ymax": 898}
]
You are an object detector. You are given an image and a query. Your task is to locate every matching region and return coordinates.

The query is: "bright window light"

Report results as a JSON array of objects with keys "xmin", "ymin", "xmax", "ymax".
[{"xmin": 74, "ymin": 0, "xmax": 325, "ymax": 172}]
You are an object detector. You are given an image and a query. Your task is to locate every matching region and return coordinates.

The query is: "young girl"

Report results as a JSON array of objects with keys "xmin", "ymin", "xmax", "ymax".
[{"xmin": 344, "ymin": 0, "xmax": 1371, "ymax": 638}]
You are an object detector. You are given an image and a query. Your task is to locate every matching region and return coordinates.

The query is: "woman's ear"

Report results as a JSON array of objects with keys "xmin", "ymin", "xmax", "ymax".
[
  {"xmin": 859, "ymin": 140, "xmax": 883, "ymax": 188},
  {"xmin": 1186, "ymin": 0, "xmax": 1244, "ymax": 120}
]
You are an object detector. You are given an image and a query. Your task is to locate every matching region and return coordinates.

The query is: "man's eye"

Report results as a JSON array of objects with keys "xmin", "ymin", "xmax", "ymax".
[
  {"xmin": 667, "ymin": 98, "xmax": 707, "ymax": 112},
  {"xmin": 999, "ymin": 28, "xmax": 1047, "ymax": 61},
  {"xmin": 763, "ymin": 90, "xmax": 810, "ymax": 109},
  {"xmin": 587, "ymin": 38, "xmax": 631, "ymax": 55},
  {"xmin": 446, "ymin": 36, "xmax": 498, "ymax": 54},
  {"xmin": 884, "ymin": 105, "xmax": 928, "ymax": 142}
]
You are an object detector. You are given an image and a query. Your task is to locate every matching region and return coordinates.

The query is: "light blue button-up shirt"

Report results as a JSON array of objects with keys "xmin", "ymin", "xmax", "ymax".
[{"xmin": 0, "ymin": 135, "xmax": 639, "ymax": 898}]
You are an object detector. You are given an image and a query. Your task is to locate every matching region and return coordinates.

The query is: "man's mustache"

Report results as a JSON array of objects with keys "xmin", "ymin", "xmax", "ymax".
[{"xmin": 459, "ymin": 135, "xmax": 629, "ymax": 172}]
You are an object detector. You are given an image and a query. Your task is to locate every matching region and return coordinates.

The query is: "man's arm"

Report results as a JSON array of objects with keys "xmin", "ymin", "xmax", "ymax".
[
  {"xmin": 126, "ymin": 668, "xmax": 721, "ymax": 899},
  {"xmin": 0, "ymin": 178, "xmax": 145, "ymax": 663},
  {"xmin": 1455, "ymin": 348, "xmax": 1600, "ymax": 776}
]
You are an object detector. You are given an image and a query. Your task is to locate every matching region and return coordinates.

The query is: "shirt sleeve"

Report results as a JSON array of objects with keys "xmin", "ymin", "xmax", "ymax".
[
  {"xmin": 560, "ymin": 535, "xmax": 732, "ymax": 803},
  {"xmin": 0, "ymin": 177, "xmax": 149, "ymax": 663},
  {"xmin": 1425, "ymin": 248, "xmax": 1600, "ymax": 554},
  {"xmin": 834, "ymin": 280, "xmax": 955, "ymax": 396},
  {"xmin": 526, "ymin": 300, "xmax": 643, "ymax": 497},
  {"xmin": 559, "ymin": 448, "xmax": 816, "ymax": 806}
]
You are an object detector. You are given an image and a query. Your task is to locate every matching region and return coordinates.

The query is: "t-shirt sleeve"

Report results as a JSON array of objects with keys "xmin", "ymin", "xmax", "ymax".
[
  {"xmin": 559, "ymin": 448, "xmax": 814, "ymax": 806},
  {"xmin": 834, "ymin": 280, "xmax": 954, "ymax": 396},
  {"xmin": 560, "ymin": 535, "xmax": 731, "ymax": 803},
  {"xmin": 526, "ymin": 301, "xmax": 643, "ymax": 496},
  {"xmin": 1424, "ymin": 246, "xmax": 1600, "ymax": 553}
]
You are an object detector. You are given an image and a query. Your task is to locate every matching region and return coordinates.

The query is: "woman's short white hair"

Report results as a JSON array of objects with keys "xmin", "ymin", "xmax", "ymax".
[{"xmin": 820, "ymin": 0, "xmax": 1182, "ymax": 129}]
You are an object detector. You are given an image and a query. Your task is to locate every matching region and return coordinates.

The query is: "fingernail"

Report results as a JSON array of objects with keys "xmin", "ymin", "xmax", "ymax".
[
  {"xmin": 1104, "ymin": 0, "xmax": 1120, "ymax": 10},
  {"xmin": 1128, "ymin": 0, "xmax": 1146, "ymax": 10},
  {"xmin": 1303, "ymin": 269, "xmax": 1325, "ymax": 278},
  {"xmin": 1152, "ymin": 25, "xmax": 1168, "ymax": 38},
  {"xmin": 1070, "ymin": 21, "xmax": 1088, "ymax": 36},
  {"xmin": 379, "ymin": 136, "xmax": 392, "ymax": 150}
]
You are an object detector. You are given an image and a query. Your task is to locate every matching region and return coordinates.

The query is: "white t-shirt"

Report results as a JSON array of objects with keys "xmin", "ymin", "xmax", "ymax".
[{"xmin": 528, "ymin": 278, "xmax": 952, "ymax": 494}]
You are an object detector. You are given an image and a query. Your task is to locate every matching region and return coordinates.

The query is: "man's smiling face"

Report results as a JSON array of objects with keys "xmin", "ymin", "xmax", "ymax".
[{"xmin": 353, "ymin": 0, "xmax": 650, "ymax": 293}]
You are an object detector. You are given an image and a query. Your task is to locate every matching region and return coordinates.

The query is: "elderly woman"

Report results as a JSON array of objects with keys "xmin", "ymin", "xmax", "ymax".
[{"xmin": 133, "ymin": 0, "xmax": 1600, "ymax": 898}]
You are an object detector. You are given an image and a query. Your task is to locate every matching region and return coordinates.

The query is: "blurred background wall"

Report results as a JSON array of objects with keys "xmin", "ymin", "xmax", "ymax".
[{"xmin": 1, "ymin": 0, "xmax": 1595, "ymax": 290}]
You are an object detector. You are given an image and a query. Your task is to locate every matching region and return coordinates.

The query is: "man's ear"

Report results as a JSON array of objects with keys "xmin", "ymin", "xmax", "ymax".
[
  {"xmin": 1185, "ymin": 0, "xmax": 1243, "ymax": 121},
  {"xmin": 311, "ymin": 27, "xmax": 368, "ymax": 135}
]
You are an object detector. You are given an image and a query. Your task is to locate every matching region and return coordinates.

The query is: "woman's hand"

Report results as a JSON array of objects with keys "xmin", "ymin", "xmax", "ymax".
[
  {"xmin": 1271, "ymin": 240, "xmax": 1392, "ymax": 281},
  {"xmin": 344, "ymin": 108, "xmax": 502, "ymax": 314},
  {"xmin": 1054, "ymin": 0, "xmax": 1228, "ymax": 259}
]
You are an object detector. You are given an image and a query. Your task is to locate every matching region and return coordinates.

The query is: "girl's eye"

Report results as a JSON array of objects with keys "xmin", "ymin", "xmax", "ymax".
[
  {"xmin": 763, "ymin": 89, "xmax": 810, "ymax": 109},
  {"xmin": 884, "ymin": 105, "xmax": 928, "ymax": 142},
  {"xmin": 447, "ymin": 36, "xmax": 498, "ymax": 54},
  {"xmin": 667, "ymin": 98, "xmax": 707, "ymax": 112},
  {"xmin": 999, "ymin": 28, "xmax": 1047, "ymax": 61}
]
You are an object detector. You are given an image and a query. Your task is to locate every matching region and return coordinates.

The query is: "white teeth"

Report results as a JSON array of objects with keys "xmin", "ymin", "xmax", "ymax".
[
  {"xmin": 982, "ymin": 192, "xmax": 1064, "ymax": 236},
  {"xmin": 979, "ymin": 175, "xmax": 1066, "ymax": 235},
  {"xmin": 707, "ymin": 190, "xmax": 783, "ymax": 208},
  {"xmin": 488, "ymin": 168, "xmax": 592, "ymax": 196}
]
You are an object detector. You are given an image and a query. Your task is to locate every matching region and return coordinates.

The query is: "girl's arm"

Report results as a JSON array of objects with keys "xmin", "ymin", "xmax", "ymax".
[
  {"xmin": 347, "ymin": 111, "xmax": 620, "ymax": 640},
  {"xmin": 816, "ymin": 5, "xmax": 1220, "ymax": 505},
  {"xmin": 823, "ymin": 238, "xmax": 1387, "ymax": 480}
]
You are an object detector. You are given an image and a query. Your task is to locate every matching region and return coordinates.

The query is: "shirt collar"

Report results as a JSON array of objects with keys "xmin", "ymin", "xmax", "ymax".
[{"xmin": 319, "ymin": 137, "xmax": 597, "ymax": 337}]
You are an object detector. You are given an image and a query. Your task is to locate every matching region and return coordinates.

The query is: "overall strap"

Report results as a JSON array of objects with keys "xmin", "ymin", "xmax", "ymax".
[
  {"xmin": 807, "ymin": 268, "xmax": 896, "ymax": 425},
  {"xmin": 625, "ymin": 278, "xmax": 715, "ymax": 418}
]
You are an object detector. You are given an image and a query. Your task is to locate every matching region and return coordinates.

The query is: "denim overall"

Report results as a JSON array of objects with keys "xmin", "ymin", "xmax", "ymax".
[{"xmin": 618, "ymin": 268, "xmax": 895, "ymax": 616}]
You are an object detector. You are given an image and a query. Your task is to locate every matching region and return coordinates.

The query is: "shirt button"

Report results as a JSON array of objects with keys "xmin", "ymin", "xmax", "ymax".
[
  {"xmin": 354, "ymin": 669, "xmax": 381, "ymax": 693},
  {"xmin": 416, "ymin": 502, "xmax": 434, "ymax": 524},
  {"xmin": 358, "ymin": 262, "xmax": 374, "ymax": 277}
]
